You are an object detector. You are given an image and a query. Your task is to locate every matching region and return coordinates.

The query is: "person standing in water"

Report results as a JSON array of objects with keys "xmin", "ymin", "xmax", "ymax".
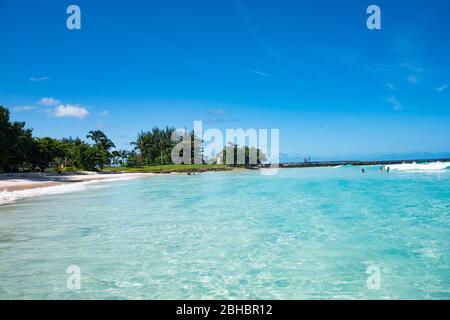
[
  {"xmin": 361, "ymin": 168, "xmax": 365, "ymax": 173},
  {"xmin": 387, "ymin": 166, "xmax": 390, "ymax": 173},
  {"xmin": 380, "ymin": 166, "xmax": 383, "ymax": 172}
]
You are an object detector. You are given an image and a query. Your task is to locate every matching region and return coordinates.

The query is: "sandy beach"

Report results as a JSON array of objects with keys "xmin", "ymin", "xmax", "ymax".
[{"xmin": 0, "ymin": 172, "xmax": 156, "ymax": 192}]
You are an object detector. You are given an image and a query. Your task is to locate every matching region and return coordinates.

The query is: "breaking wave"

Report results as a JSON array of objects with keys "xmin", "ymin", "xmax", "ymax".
[
  {"xmin": 386, "ymin": 161, "xmax": 450, "ymax": 171},
  {"xmin": 0, "ymin": 182, "xmax": 92, "ymax": 205},
  {"xmin": 0, "ymin": 175, "xmax": 143, "ymax": 206}
]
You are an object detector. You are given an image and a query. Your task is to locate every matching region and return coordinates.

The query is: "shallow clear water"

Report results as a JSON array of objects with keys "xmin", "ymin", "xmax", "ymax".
[{"xmin": 0, "ymin": 167, "xmax": 449, "ymax": 299}]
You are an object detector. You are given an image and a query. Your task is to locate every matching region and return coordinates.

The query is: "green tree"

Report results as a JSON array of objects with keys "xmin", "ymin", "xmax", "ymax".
[
  {"xmin": 220, "ymin": 143, "xmax": 267, "ymax": 166},
  {"xmin": 60, "ymin": 138, "xmax": 96, "ymax": 171},
  {"xmin": 131, "ymin": 131, "xmax": 152, "ymax": 165},
  {"xmin": 0, "ymin": 106, "xmax": 15, "ymax": 170},
  {"xmin": 0, "ymin": 106, "xmax": 35, "ymax": 172},
  {"xmin": 111, "ymin": 149, "xmax": 129, "ymax": 167},
  {"xmin": 86, "ymin": 130, "xmax": 115, "ymax": 169},
  {"xmin": 31, "ymin": 137, "xmax": 64, "ymax": 171},
  {"xmin": 86, "ymin": 130, "xmax": 115, "ymax": 151},
  {"xmin": 126, "ymin": 150, "xmax": 139, "ymax": 167}
]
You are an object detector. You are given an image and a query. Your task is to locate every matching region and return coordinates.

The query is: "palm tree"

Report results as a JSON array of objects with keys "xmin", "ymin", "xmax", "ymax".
[
  {"xmin": 111, "ymin": 151, "xmax": 121, "ymax": 167},
  {"xmin": 86, "ymin": 130, "xmax": 115, "ymax": 151},
  {"xmin": 130, "ymin": 131, "xmax": 152, "ymax": 165},
  {"xmin": 86, "ymin": 130, "xmax": 103, "ymax": 145},
  {"xmin": 117, "ymin": 150, "xmax": 129, "ymax": 165},
  {"xmin": 112, "ymin": 149, "xmax": 129, "ymax": 166}
]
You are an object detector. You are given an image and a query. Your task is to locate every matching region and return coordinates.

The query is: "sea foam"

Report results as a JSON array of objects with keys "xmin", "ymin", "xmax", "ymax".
[
  {"xmin": 0, "ymin": 182, "xmax": 94, "ymax": 205},
  {"xmin": 386, "ymin": 161, "xmax": 450, "ymax": 171},
  {"xmin": 0, "ymin": 175, "xmax": 142, "ymax": 205}
]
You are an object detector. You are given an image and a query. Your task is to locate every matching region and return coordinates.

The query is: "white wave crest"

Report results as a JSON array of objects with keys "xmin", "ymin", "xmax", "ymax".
[
  {"xmin": 0, "ymin": 175, "xmax": 144, "ymax": 205},
  {"xmin": 385, "ymin": 161, "xmax": 450, "ymax": 171},
  {"xmin": 0, "ymin": 181, "xmax": 99, "ymax": 205}
]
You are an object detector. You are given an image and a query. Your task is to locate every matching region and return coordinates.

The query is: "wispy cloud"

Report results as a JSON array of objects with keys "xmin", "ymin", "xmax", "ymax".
[
  {"xmin": 99, "ymin": 110, "xmax": 109, "ymax": 117},
  {"xmin": 249, "ymin": 69, "xmax": 273, "ymax": 78},
  {"xmin": 29, "ymin": 76, "xmax": 50, "ymax": 82},
  {"xmin": 436, "ymin": 84, "xmax": 449, "ymax": 93},
  {"xmin": 371, "ymin": 62, "xmax": 424, "ymax": 73},
  {"xmin": 400, "ymin": 62, "xmax": 424, "ymax": 73},
  {"xmin": 54, "ymin": 104, "xmax": 89, "ymax": 119},
  {"xmin": 13, "ymin": 105, "xmax": 35, "ymax": 112},
  {"xmin": 386, "ymin": 82, "xmax": 395, "ymax": 91},
  {"xmin": 208, "ymin": 109, "xmax": 226, "ymax": 117},
  {"xmin": 204, "ymin": 108, "xmax": 240, "ymax": 124},
  {"xmin": 406, "ymin": 75, "xmax": 418, "ymax": 84},
  {"xmin": 388, "ymin": 96, "xmax": 402, "ymax": 111},
  {"xmin": 232, "ymin": 0, "xmax": 280, "ymax": 61},
  {"xmin": 38, "ymin": 97, "xmax": 61, "ymax": 106}
]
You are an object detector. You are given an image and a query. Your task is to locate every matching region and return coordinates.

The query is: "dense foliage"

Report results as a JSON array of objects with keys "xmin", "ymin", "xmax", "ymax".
[
  {"xmin": 1, "ymin": 105, "xmax": 267, "ymax": 172},
  {"xmin": 0, "ymin": 106, "xmax": 116, "ymax": 172},
  {"xmin": 219, "ymin": 143, "xmax": 267, "ymax": 166},
  {"xmin": 130, "ymin": 127, "xmax": 202, "ymax": 166}
]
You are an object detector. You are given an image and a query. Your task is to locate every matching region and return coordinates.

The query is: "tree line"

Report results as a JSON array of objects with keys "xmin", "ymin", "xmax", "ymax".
[
  {"xmin": 0, "ymin": 106, "xmax": 266, "ymax": 172},
  {"xmin": 1, "ymin": 106, "xmax": 118, "ymax": 172}
]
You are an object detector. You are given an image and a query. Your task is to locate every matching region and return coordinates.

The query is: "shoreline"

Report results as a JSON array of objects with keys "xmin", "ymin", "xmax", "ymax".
[
  {"xmin": 0, "ymin": 165, "xmax": 241, "ymax": 196},
  {"xmin": 2, "ymin": 157, "xmax": 449, "ymax": 192},
  {"xmin": 0, "ymin": 168, "xmax": 241, "ymax": 205},
  {"xmin": 1, "ymin": 158, "xmax": 448, "ymax": 205},
  {"xmin": 0, "ymin": 172, "xmax": 159, "ymax": 206},
  {"xmin": 0, "ymin": 172, "xmax": 156, "ymax": 193}
]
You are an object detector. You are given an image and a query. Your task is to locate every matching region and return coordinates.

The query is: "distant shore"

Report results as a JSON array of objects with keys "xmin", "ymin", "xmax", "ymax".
[
  {"xmin": 1, "ymin": 158, "xmax": 448, "ymax": 199},
  {"xmin": 273, "ymin": 157, "xmax": 450, "ymax": 169},
  {"xmin": 104, "ymin": 164, "xmax": 233, "ymax": 174}
]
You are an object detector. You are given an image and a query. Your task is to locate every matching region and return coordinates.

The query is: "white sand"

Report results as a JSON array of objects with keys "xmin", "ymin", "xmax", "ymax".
[
  {"xmin": 0, "ymin": 172, "xmax": 155, "ymax": 205},
  {"xmin": 0, "ymin": 172, "xmax": 155, "ymax": 192}
]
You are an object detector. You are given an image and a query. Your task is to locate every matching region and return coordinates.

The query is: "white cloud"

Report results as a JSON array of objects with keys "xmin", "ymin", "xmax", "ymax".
[
  {"xmin": 35, "ymin": 97, "xmax": 90, "ymax": 119},
  {"xmin": 99, "ymin": 110, "xmax": 109, "ymax": 117},
  {"xmin": 38, "ymin": 97, "xmax": 61, "ymax": 106},
  {"xmin": 13, "ymin": 105, "xmax": 35, "ymax": 112},
  {"xmin": 388, "ymin": 96, "xmax": 402, "ymax": 111},
  {"xmin": 436, "ymin": 84, "xmax": 448, "ymax": 93},
  {"xmin": 29, "ymin": 76, "xmax": 50, "ymax": 82},
  {"xmin": 54, "ymin": 104, "xmax": 89, "ymax": 119},
  {"xmin": 406, "ymin": 75, "xmax": 418, "ymax": 84}
]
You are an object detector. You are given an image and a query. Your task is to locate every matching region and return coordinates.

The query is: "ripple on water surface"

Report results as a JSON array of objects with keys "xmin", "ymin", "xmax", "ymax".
[{"xmin": 0, "ymin": 167, "xmax": 449, "ymax": 299}]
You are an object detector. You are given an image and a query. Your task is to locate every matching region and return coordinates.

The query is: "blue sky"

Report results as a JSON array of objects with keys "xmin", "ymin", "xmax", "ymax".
[{"xmin": 0, "ymin": 0, "xmax": 449, "ymax": 160}]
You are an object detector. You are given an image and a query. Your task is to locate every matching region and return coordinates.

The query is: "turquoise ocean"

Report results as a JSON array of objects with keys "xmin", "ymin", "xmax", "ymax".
[{"xmin": 0, "ymin": 164, "xmax": 449, "ymax": 299}]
